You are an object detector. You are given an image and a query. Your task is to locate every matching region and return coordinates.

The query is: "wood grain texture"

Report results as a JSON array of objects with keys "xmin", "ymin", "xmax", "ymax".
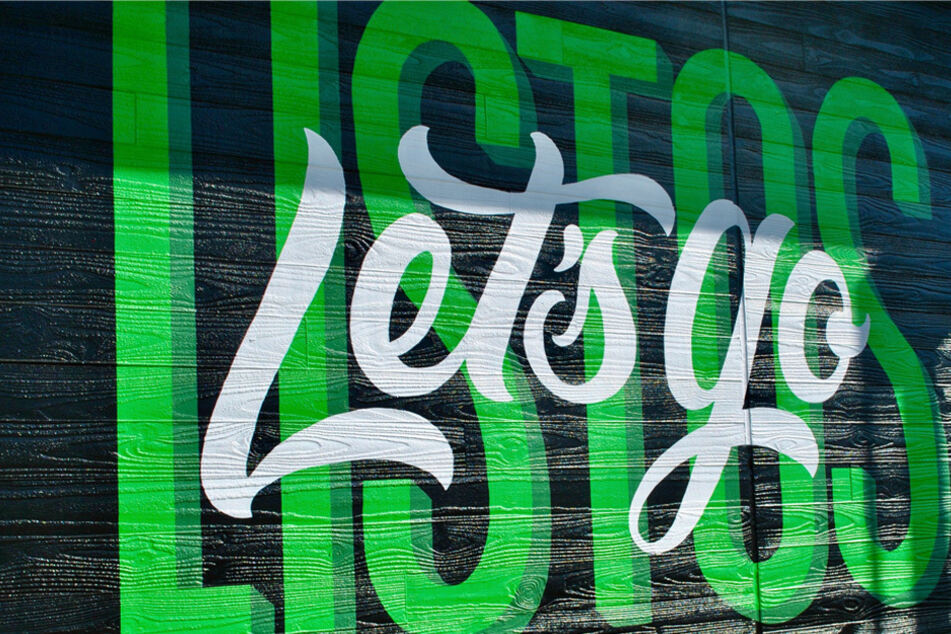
[
  {"xmin": 0, "ymin": 4, "xmax": 117, "ymax": 632},
  {"xmin": 4, "ymin": 1, "xmax": 951, "ymax": 631}
]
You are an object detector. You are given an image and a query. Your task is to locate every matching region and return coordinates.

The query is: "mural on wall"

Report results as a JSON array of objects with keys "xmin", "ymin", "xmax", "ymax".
[{"xmin": 5, "ymin": 1, "xmax": 951, "ymax": 631}]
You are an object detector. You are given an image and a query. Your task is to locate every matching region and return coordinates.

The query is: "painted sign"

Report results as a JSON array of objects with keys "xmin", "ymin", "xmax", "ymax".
[{"xmin": 5, "ymin": 2, "xmax": 951, "ymax": 631}]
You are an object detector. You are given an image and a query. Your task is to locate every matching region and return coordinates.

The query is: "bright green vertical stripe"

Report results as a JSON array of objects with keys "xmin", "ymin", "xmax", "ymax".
[
  {"xmin": 114, "ymin": 2, "xmax": 272, "ymax": 631},
  {"xmin": 166, "ymin": 0, "xmax": 201, "ymax": 587},
  {"xmin": 352, "ymin": 4, "xmax": 550, "ymax": 632},
  {"xmin": 516, "ymin": 14, "xmax": 668, "ymax": 625},
  {"xmin": 671, "ymin": 49, "xmax": 826, "ymax": 623},
  {"xmin": 271, "ymin": 2, "xmax": 353, "ymax": 631},
  {"xmin": 572, "ymin": 41, "xmax": 660, "ymax": 631}
]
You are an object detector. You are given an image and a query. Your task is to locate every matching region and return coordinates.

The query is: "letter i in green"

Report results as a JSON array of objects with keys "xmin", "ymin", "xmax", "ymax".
[{"xmin": 271, "ymin": 3, "xmax": 354, "ymax": 631}]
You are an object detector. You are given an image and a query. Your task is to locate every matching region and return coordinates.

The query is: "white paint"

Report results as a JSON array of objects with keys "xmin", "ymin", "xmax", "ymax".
[
  {"xmin": 524, "ymin": 229, "xmax": 637, "ymax": 404},
  {"xmin": 629, "ymin": 200, "xmax": 868, "ymax": 554},
  {"xmin": 778, "ymin": 249, "xmax": 869, "ymax": 403},
  {"xmin": 201, "ymin": 130, "xmax": 453, "ymax": 519},
  {"xmin": 555, "ymin": 224, "xmax": 583, "ymax": 272},
  {"xmin": 352, "ymin": 125, "xmax": 674, "ymax": 404},
  {"xmin": 202, "ymin": 125, "xmax": 865, "ymax": 551}
]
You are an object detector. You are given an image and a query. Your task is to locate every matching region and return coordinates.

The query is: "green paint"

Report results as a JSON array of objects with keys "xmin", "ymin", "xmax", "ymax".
[
  {"xmin": 167, "ymin": 0, "xmax": 200, "ymax": 587},
  {"xmin": 672, "ymin": 49, "xmax": 826, "ymax": 623},
  {"xmin": 271, "ymin": 3, "xmax": 354, "ymax": 631},
  {"xmin": 815, "ymin": 77, "xmax": 949, "ymax": 607},
  {"xmin": 352, "ymin": 3, "xmax": 549, "ymax": 632},
  {"xmin": 114, "ymin": 2, "xmax": 272, "ymax": 631},
  {"xmin": 516, "ymin": 12, "xmax": 671, "ymax": 626},
  {"xmin": 110, "ymin": 4, "xmax": 951, "ymax": 628}
]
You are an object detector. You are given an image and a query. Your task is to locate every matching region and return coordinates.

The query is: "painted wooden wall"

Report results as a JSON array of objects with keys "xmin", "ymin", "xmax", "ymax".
[{"xmin": 3, "ymin": 2, "xmax": 951, "ymax": 631}]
